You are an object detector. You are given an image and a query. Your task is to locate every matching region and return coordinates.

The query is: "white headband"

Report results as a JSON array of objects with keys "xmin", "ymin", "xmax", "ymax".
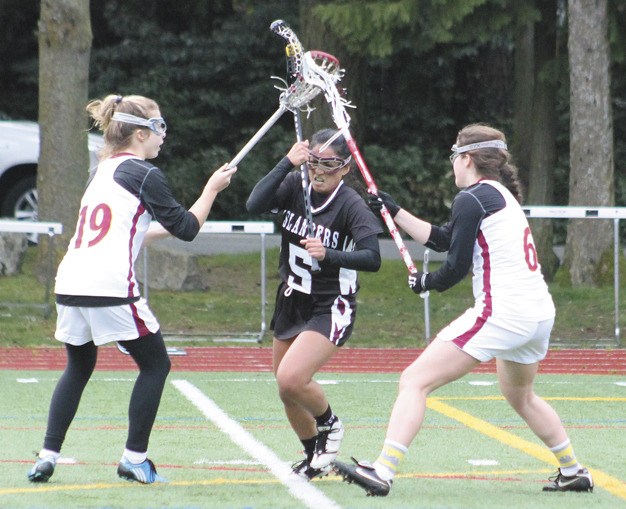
[
  {"xmin": 111, "ymin": 112, "xmax": 167, "ymax": 135},
  {"xmin": 451, "ymin": 140, "xmax": 507, "ymax": 154}
]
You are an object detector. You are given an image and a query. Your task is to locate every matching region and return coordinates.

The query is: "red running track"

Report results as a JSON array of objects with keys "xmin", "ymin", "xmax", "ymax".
[{"xmin": 0, "ymin": 346, "xmax": 624, "ymax": 375}]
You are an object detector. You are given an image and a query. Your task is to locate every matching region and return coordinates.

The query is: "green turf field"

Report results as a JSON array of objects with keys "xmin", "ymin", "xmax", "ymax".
[{"xmin": 2, "ymin": 370, "xmax": 625, "ymax": 508}]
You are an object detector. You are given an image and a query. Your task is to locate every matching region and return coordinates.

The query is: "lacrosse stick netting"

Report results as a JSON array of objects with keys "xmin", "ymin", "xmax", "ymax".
[
  {"xmin": 303, "ymin": 53, "xmax": 418, "ymax": 273},
  {"xmin": 227, "ymin": 44, "xmax": 330, "ymax": 168}
]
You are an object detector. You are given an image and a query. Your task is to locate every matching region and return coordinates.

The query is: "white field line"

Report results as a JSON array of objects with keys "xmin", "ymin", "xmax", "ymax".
[{"xmin": 172, "ymin": 379, "xmax": 342, "ymax": 509}]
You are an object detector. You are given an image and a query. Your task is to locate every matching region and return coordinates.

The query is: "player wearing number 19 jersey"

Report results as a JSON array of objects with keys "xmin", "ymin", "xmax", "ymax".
[
  {"xmin": 28, "ymin": 94, "xmax": 235, "ymax": 485},
  {"xmin": 55, "ymin": 154, "xmax": 199, "ymax": 311}
]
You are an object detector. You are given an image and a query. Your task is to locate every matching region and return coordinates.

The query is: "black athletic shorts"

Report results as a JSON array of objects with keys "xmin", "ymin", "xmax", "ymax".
[{"xmin": 271, "ymin": 281, "xmax": 357, "ymax": 346}]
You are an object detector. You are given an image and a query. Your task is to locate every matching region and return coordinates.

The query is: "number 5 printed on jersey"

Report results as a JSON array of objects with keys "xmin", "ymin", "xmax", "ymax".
[{"xmin": 287, "ymin": 243, "xmax": 313, "ymax": 293}]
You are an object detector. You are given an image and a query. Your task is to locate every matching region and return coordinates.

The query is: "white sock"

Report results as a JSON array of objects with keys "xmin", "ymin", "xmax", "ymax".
[
  {"xmin": 122, "ymin": 449, "xmax": 147, "ymax": 464},
  {"xmin": 39, "ymin": 449, "xmax": 60, "ymax": 460},
  {"xmin": 373, "ymin": 439, "xmax": 408, "ymax": 481},
  {"xmin": 549, "ymin": 438, "xmax": 581, "ymax": 476}
]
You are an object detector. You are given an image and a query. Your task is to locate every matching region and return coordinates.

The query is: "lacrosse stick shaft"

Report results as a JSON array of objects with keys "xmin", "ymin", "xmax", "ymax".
[
  {"xmin": 272, "ymin": 19, "xmax": 321, "ymax": 272},
  {"xmin": 228, "ymin": 106, "xmax": 287, "ymax": 168},
  {"xmin": 293, "ymin": 109, "xmax": 321, "ymax": 271},
  {"xmin": 343, "ymin": 133, "xmax": 417, "ymax": 273}
]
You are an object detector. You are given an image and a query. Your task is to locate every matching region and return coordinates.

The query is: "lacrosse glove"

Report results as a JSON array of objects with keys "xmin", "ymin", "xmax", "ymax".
[
  {"xmin": 408, "ymin": 271, "xmax": 428, "ymax": 294},
  {"xmin": 367, "ymin": 191, "xmax": 401, "ymax": 218}
]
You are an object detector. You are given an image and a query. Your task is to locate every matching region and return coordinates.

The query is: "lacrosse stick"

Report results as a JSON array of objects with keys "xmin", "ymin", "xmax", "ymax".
[
  {"xmin": 301, "ymin": 53, "xmax": 417, "ymax": 273},
  {"xmin": 272, "ymin": 20, "xmax": 319, "ymax": 271},
  {"xmin": 227, "ymin": 24, "xmax": 329, "ymax": 169}
]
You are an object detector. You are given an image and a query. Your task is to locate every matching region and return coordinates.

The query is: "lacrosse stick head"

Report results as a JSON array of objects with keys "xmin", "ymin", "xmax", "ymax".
[
  {"xmin": 280, "ymin": 50, "xmax": 343, "ymax": 111},
  {"xmin": 270, "ymin": 20, "xmax": 343, "ymax": 112},
  {"xmin": 270, "ymin": 19, "xmax": 303, "ymax": 80},
  {"xmin": 299, "ymin": 51, "xmax": 350, "ymax": 130}
]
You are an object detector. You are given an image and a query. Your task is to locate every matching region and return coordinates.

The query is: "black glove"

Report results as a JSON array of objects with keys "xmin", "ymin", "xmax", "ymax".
[
  {"xmin": 408, "ymin": 270, "xmax": 427, "ymax": 294},
  {"xmin": 367, "ymin": 191, "xmax": 401, "ymax": 218}
]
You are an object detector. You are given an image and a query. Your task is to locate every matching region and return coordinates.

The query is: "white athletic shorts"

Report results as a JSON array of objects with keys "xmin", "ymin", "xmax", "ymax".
[
  {"xmin": 436, "ymin": 308, "xmax": 555, "ymax": 364},
  {"xmin": 55, "ymin": 299, "xmax": 160, "ymax": 346}
]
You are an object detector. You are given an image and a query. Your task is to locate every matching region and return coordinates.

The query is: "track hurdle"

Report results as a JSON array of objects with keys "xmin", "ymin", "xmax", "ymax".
[
  {"xmin": 419, "ymin": 206, "xmax": 625, "ymax": 346},
  {"xmin": 522, "ymin": 206, "xmax": 626, "ymax": 346},
  {"xmin": 0, "ymin": 220, "xmax": 62, "ymax": 318},
  {"xmin": 142, "ymin": 221, "xmax": 275, "ymax": 343}
]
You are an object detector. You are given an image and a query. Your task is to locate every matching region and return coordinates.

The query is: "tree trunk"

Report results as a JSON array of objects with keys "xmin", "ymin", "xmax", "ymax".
[
  {"xmin": 512, "ymin": 19, "xmax": 534, "ymax": 190},
  {"xmin": 564, "ymin": 0, "xmax": 614, "ymax": 286},
  {"xmin": 526, "ymin": 0, "xmax": 560, "ymax": 281},
  {"xmin": 37, "ymin": 0, "xmax": 92, "ymax": 278}
]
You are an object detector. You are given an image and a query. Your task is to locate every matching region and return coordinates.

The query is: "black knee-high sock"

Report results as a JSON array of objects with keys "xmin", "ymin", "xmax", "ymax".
[
  {"xmin": 314, "ymin": 405, "xmax": 334, "ymax": 427},
  {"xmin": 120, "ymin": 330, "xmax": 171, "ymax": 453},
  {"xmin": 43, "ymin": 342, "xmax": 98, "ymax": 452},
  {"xmin": 301, "ymin": 437, "xmax": 317, "ymax": 462}
]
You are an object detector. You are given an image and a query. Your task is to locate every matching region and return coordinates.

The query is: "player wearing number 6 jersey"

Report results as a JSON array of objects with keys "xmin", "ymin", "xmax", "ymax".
[
  {"xmin": 28, "ymin": 94, "xmax": 236, "ymax": 485},
  {"xmin": 247, "ymin": 128, "xmax": 382, "ymax": 481},
  {"xmin": 334, "ymin": 124, "xmax": 592, "ymax": 496}
]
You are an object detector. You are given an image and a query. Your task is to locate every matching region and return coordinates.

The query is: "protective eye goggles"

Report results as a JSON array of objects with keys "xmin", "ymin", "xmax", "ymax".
[
  {"xmin": 449, "ymin": 140, "xmax": 507, "ymax": 162},
  {"xmin": 307, "ymin": 153, "xmax": 352, "ymax": 175},
  {"xmin": 112, "ymin": 112, "xmax": 167, "ymax": 136}
]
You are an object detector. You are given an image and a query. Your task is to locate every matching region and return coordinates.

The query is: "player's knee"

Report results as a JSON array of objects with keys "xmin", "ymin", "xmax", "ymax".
[
  {"xmin": 501, "ymin": 387, "xmax": 533, "ymax": 412},
  {"xmin": 160, "ymin": 354, "xmax": 172, "ymax": 376},
  {"xmin": 398, "ymin": 366, "xmax": 431, "ymax": 396},
  {"xmin": 139, "ymin": 350, "xmax": 171, "ymax": 379},
  {"xmin": 276, "ymin": 371, "xmax": 305, "ymax": 400}
]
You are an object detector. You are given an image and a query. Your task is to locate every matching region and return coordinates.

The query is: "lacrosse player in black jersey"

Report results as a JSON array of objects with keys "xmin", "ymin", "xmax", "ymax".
[
  {"xmin": 247, "ymin": 128, "xmax": 382, "ymax": 481},
  {"xmin": 27, "ymin": 94, "xmax": 236, "ymax": 485}
]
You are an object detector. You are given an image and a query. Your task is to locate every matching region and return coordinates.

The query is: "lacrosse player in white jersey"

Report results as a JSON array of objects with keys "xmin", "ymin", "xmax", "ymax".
[
  {"xmin": 28, "ymin": 94, "xmax": 236, "ymax": 485},
  {"xmin": 247, "ymin": 128, "xmax": 382, "ymax": 481},
  {"xmin": 334, "ymin": 123, "xmax": 592, "ymax": 496}
]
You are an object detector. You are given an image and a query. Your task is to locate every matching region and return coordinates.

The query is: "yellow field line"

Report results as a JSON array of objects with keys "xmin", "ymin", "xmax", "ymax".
[
  {"xmin": 396, "ymin": 467, "xmax": 551, "ymax": 476},
  {"xmin": 426, "ymin": 398, "xmax": 626, "ymax": 500},
  {"xmin": 434, "ymin": 396, "xmax": 626, "ymax": 402},
  {"xmin": 4, "ymin": 467, "xmax": 612, "ymax": 496},
  {"xmin": 0, "ymin": 477, "xmax": 281, "ymax": 495},
  {"xmin": 0, "ymin": 470, "xmax": 556, "ymax": 496}
]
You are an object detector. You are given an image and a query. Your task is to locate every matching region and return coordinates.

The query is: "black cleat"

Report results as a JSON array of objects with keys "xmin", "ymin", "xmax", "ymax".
[
  {"xmin": 333, "ymin": 457, "xmax": 392, "ymax": 496},
  {"xmin": 542, "ymin": 468, "xmax": 593, "ymax": 492},
  {"xmin": 290, "ymin": 458, "xmax": 331, "ymax": 481},
  {"xmin": 27, "ymin": 454, "xmax": 56, "ymax": 483}
]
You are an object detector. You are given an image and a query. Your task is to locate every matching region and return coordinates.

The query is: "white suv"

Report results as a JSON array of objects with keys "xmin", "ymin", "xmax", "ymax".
[{"xmin": 0, "ymin": 120, "xmax": 103, "ymax": 222}]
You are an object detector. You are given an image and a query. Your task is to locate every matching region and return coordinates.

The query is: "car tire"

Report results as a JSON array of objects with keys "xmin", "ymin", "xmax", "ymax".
[{"xmin": 1, "ymin": 175, "xmax": 38, "ymax": 220}]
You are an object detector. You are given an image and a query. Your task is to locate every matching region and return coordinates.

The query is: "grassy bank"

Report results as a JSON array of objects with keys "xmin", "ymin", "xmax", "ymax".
[{"xmin": 0, "ymin": 246, "xmax": 623, "ymax": 348}]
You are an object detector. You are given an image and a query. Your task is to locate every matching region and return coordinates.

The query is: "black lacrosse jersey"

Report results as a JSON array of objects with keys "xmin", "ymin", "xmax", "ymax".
[{"xmin": 276, "ymin": 172, "xmax": 382, "ymax": 296}]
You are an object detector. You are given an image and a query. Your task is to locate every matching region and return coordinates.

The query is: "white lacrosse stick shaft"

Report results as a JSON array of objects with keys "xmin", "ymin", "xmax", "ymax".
[
  {"xmin": 271, "ymin": 19, "xmax": 325, "ymax": 271},
  {"xmin": 293, "ymin": 108, "xmax": 321, "ymax": 271},
  {"xmin": 227, "ymin": 105, "xmax": 287, "ymax": 168}
]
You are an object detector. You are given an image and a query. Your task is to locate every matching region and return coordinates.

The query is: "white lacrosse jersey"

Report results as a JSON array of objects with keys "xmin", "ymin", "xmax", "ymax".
[
  {"xmin": 470, "ymin": 180, "xmax": 555, "ymax": 320},
  {"xmin": 425, "ymin": 179, "xmax": 555, "ymax": 322},
  {"xmin": 55, "ymin": 155, "xmax": 199, "ymax": 300}
]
